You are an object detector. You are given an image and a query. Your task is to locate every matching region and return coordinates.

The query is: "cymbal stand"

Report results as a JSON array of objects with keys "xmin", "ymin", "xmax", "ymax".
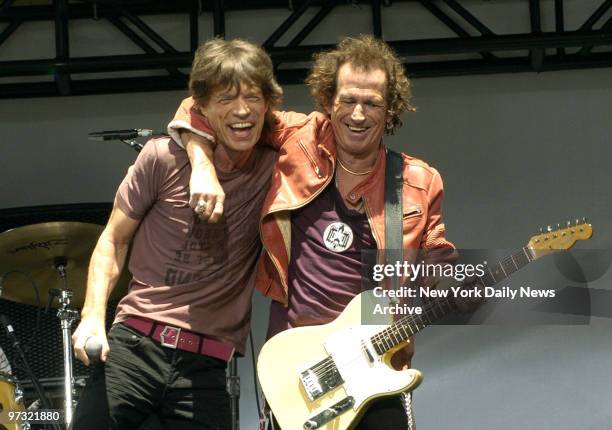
[{"xmin": 54, "ymin": 259, "xmax": 79, "ymax": 427}]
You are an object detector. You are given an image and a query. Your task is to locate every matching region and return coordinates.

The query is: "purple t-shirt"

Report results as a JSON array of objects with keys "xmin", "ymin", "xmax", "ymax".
[{"xmin": 268, "ymin": 184, "xmax": 376, "ymax": 337}]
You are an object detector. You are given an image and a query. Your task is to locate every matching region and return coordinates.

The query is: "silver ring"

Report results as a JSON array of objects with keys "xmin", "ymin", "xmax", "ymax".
[{"xmin": 196, "ymin": 199, "xmax": 206, "ymax": 212}]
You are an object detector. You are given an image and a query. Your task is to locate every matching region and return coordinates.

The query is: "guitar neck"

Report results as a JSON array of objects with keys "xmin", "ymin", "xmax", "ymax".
[{"xmin": 369, "ymin": 247, "xmax": 535, "ymax": 355}]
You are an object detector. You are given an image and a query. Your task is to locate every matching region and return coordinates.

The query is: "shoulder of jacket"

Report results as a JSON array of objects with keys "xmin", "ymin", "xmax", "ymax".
[
  {"xmin": 274, "ymin": 110, "xmax": 329, "ymax": 132},
  {"xmin": 399, "ymin": 152, "xmax": 440, "ymax": 191}
]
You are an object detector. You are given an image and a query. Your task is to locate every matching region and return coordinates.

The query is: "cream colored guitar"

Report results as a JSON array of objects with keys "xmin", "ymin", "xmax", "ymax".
[{"xmin": 257, "ymin": 221, "xmax": 593, "ymax": 430}]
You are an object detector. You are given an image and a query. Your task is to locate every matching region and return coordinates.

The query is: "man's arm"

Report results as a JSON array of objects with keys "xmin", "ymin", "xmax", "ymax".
[
  {"xmin": 72, "ymin": 203, "xmax": 140, "ymax": 365},
  {"xmin": 420, "ymin": 171, "xmax": 484, "ymax": 312},
  {"xmin": 168, "ymin": 97, "xmax": 315, "ymax": 152},
  {"xmin": 183, "ymin": 134, "xmax": 225, "ymax": 223},
  {"xmin": 169, "ymin": 97, "xmax": 323, "ymax": 222}
]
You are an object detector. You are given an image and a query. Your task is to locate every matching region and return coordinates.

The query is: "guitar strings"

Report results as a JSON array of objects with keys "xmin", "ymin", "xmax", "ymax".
[
  {"xmin": 307, "ymin": 248, "xmax": 530, "ymax": 380},
  {"xmin": 307, "ymin": 297, "xmax": 451, "ymax": 379}
]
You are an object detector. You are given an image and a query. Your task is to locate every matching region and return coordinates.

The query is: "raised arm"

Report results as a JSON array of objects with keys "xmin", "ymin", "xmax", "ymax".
[
  {"xmin": 168, "ymin": 97, "xmax": 329, "ymax": 222},
  {"xmin": 182, "ymin": 132, "xmax": 225, "ymax": 223},
  {"xmin": 168, "ymin": 96, "xmax": 324, "ymax": 151},
  {"xmin": 72, "ymin": 204, "xmax": 140, "ymax": 365}
]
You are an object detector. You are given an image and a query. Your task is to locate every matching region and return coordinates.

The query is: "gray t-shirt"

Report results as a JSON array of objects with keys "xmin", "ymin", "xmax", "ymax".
[{"xmin": 113, "ymin": 137, "xmax": 276, "ymax": 354}]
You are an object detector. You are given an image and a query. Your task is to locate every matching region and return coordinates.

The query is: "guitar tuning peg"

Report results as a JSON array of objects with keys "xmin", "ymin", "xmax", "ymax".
[
  {"xmin": 557, "ymin": 223, "xmax": 561, "ymax": 230},
  {"xmin": 539, "ymin": 227, "xmax": 543, "ymax": 234},
  {"xmin": 575, "ymin": 219, "xmax": 580, "ymax": 225},
  {"xmin": 567, "ymin": 220, "xmax": 571, "ymax": 227},
  {"xmin": 547, "ymin": 225, "xmax": 552, "ymax": 232},
  {"xmin": 582, "ymin": 216, "xmax": 587, "ymax": 223}
]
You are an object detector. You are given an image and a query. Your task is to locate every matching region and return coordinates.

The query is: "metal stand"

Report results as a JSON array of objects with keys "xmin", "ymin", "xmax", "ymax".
[
  {"xmin": 227, "ymin": 357, "xmax": 240, "ymax": 430},
  {"xmin": 120, "ymin": 138, "xmax": 143, "ymax": 152},
  {"xmin": 54, "ymin": 261, "xmax": 79, "ymax": 428}
]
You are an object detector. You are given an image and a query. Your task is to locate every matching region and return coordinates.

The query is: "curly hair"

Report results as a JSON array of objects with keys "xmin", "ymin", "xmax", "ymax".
[{"xmin": 305, "ymin": 35, "xmax": 414, "ymax": 135}]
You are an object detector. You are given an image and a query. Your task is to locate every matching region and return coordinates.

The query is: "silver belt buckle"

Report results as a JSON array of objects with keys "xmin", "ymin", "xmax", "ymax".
[{"xmin": 160, "ymin": 325, "xmax": 181, "ymax": 349}]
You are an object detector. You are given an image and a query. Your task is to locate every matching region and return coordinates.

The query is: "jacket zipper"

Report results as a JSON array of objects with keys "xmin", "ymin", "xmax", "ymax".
[{"xmin": 298, "ymin": 139, "xmax": 322, "ymax": 178}]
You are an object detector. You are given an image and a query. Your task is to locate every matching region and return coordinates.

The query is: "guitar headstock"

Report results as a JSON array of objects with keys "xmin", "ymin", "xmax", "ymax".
[{"xmin": 527, "ymin": 218, "xmax": 593, "ymax": 260}]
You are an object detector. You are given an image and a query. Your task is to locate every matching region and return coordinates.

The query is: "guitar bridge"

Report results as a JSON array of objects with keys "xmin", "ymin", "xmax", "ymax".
[
  {"xmin": 299, "ymin": 356, "xmax": 344, "ymax": 401},
  {"xmin": 303, "ymin": 396, "xmax": 355, "ymax": 429}
]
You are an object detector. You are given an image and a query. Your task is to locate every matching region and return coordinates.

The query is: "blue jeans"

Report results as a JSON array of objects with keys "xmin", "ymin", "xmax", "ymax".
[{"xmin": 71, "ymin": 323, "xmax": 230, "ymax": 430}]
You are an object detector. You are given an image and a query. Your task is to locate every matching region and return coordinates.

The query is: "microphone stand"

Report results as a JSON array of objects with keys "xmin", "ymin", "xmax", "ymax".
[
  {"xmin": 120, "ymin": 139, "xmax": 143, "ymax": 152},
  {"xmin": 227, "ymin": 357, "xmax": 240, "ymax": 430}
]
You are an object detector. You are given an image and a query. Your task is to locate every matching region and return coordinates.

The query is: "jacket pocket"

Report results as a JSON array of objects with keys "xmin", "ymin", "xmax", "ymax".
[{"xmin": 403, "ymin": 204, "xmax": 423, "ymax": 219}]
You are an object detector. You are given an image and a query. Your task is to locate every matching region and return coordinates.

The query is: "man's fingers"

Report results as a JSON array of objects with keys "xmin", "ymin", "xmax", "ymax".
[
  {"xmin": 73, "ymin": 336, "xmax": 90, "ymax": 366},
  {"xmin": 100, "ymin": 338, "xmax": 111, "ymax": 363},
  {"xmin": 202, "ymin": 198, "xmax": 215, "ymax": 219},
  {"xmin": 189, "ymin": 194, "xmax": 200, "ymax": 209},
  {"xmin": 208, "ymin": 195, "xmax": 225, "ymax": 223},
  {"xmin": 194, "ymin": 197, "xmax": 214, "ymax": 219},
  {"xmin": 192, "ymin": 193, "xmax": 225, "ymax": 221}
]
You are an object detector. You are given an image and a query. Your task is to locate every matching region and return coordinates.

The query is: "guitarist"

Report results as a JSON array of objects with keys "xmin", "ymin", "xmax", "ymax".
[{"xmin": 171, "ymin": 35, "xmax": 458, "ymax": 429}]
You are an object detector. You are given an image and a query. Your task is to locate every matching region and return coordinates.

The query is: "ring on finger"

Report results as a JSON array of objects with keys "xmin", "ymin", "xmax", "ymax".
[{"xmin": 196, "ymin": 199, "xmax": 206, "ymax": 212}]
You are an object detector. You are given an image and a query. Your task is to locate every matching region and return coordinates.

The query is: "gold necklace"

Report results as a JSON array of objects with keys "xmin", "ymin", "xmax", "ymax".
[{"xmin": 337, "ymin": 157, "xmax": 373, "ymax": 176}]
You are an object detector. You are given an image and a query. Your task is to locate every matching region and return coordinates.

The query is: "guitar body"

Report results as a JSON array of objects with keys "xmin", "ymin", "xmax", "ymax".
[{"xmin": 258, "ymin": 291, "xmax": 423, "ymax": 430}]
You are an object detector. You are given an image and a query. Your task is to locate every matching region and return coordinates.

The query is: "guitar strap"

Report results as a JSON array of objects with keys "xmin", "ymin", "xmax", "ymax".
[
  {"xmin": 384, "ymin": 148, "xmax": 403, "ymax": 296},
  {"xmin": 384, "ymin": 148, "xmax": 416, "ymax": 430}
]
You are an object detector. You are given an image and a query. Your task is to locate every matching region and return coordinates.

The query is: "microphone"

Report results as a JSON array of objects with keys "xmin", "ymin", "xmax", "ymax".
[
  {"xmin": 85, "ymin": 337, "xmax": 103, "ymax": 364},
  {"xmin": 88, "ymin": 129, "xmax": 155, "ymax": 141}
]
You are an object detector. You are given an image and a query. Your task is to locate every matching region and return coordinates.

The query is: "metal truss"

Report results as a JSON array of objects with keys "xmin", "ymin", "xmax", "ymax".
[{"xmin": 0, "ymin": 0, "xmax": 611, "ymax": 98}]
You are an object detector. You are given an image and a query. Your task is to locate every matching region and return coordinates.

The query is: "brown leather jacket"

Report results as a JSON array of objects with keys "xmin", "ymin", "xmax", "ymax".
[{"xmin": 170, "ymin": 97, "xmax": 456, "ymax": 307}]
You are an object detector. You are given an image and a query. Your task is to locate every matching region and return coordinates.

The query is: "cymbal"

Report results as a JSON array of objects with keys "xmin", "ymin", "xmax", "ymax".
[{"xmin": 0, "ymin": 222, "xmax": 129, "ymax": 308}]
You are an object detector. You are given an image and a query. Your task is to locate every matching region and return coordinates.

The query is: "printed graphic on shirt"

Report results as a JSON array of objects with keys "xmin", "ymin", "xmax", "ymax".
[
  {"xmin": 162, "ymin": 185, "xmax": 262, "ymax": 286},
  {"xmin": 323, "ymin": 221, "xmax": 354, "ymax": 253},
  {"xmin": 165, "ymin": 214, "xmax": 230, "ymax": 286}
]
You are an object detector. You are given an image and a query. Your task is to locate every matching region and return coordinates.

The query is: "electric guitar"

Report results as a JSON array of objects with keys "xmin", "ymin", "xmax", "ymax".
[{"xmin": 257, "ymin": 221, "xmax": 593, "ymax": 430}]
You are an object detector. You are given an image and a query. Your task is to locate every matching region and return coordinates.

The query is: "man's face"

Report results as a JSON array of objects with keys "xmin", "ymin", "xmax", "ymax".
[
  {"xmin": 200, "ymin": 82, "xmax": 268, "ymax": 154},
  {"xmin": 327, "ymin": 63, "xmax": 389, "ymax": 158}
]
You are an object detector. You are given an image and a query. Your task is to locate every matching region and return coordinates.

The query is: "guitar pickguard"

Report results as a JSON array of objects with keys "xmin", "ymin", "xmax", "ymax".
[{"xmin": 323, "ymin": 324, "xmax": 415, "ymax": 408}]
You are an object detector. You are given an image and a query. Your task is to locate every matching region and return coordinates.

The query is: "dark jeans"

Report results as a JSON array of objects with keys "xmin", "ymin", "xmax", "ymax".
[{"xmin": 71, "ymin": 323, "xmax": 230, "ymax": 430}]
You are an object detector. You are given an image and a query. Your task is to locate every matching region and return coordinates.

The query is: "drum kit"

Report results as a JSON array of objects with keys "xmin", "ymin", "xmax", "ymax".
[{"xmin": 0, "ymin": 221, "xmax": 129, "ymax": 429}]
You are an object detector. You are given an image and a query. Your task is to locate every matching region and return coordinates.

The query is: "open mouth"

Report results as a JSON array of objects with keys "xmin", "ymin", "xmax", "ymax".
[
  {"xmin": 228, "ymin": 122, "xmax": 255, "ymax": 139},
  {"xmin": 345, "ymin": 123, "xmax": 369, "ymax": 133}
]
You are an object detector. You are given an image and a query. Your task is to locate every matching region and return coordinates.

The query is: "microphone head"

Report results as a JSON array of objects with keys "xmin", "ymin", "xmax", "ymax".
[{"xmin": 85, "ymin": 337, "xmax": 103, "ymax": 363}]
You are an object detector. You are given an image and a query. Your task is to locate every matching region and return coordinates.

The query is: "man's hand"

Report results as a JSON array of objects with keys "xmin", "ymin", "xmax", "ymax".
[
  {"xmin": 182, "ymin": 130, "xmax": 225, "ymax": 223},
  {"xmin": 189, "ymin": 162, "xmax": 225, "ymax": 223},
  {"xmin": 72, "ymin": 317, "xmax": 109, "ymax": 366},
  {"xmin": 390, "ymin": 343, "xmax": 413, "ymax": 370}
]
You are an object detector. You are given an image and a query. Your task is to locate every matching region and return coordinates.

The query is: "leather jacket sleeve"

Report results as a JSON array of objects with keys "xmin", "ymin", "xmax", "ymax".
[{"xmin": 168, "ymin": 97, "xmax": 329, "ymax": 151}]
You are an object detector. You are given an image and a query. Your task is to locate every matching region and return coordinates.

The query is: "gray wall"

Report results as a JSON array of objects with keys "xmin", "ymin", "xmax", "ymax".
[{"xmin": 1, "ymin": 2, "xmax": 611, "ymax": 429}]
